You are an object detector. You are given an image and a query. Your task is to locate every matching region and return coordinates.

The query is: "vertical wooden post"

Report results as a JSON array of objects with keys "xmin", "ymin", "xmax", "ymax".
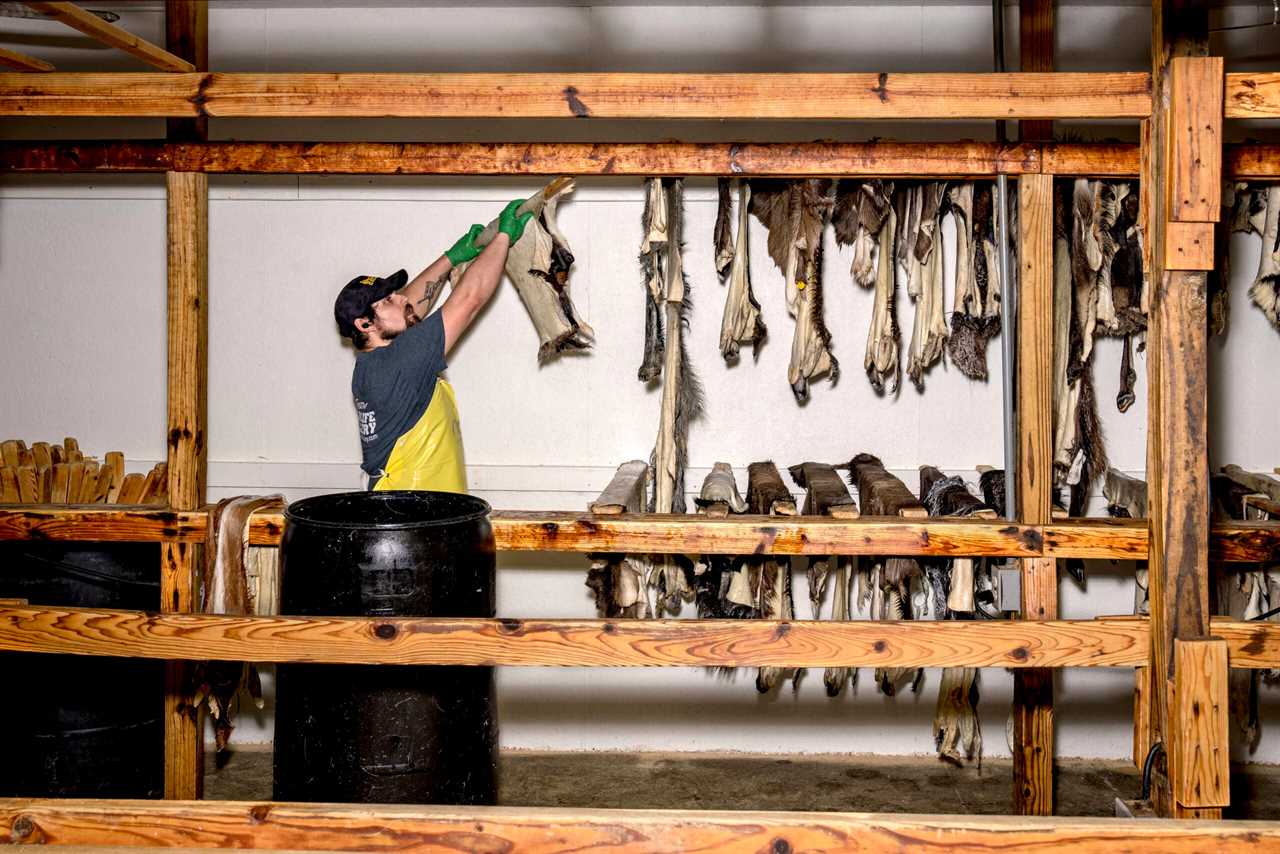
[
  {"xmin": 1013, "ymin": 173, "xmax": 1056, "ymax": 815},
  {"xmin": 162, "ymin": 0, "xmax": 209, "ymax": 802},
  {"xmin": 1018, "ymin": 0, "xmax": 1054, "ymax": 142},
  {"xmin": 1171, "ymin": 638, "xmax": 1230, "ymax": 812},
  {"xmin": 1144, "ymin": 0, "xmax": 1222, "ymax": 819},
  {"xmin": 163, "ymin": 169, "xmax": 207, "ymax": 801}
]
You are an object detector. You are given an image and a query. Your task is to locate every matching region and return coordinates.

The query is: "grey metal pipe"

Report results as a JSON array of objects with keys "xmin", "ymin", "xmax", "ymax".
[{"xmin": 997, "ymin": 174, "xmax": 1017, "ymax": 522}]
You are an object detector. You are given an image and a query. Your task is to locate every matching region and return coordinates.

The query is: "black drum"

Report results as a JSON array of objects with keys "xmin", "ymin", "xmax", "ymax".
[
  {"xmin": 0, "ymin": 543, "xmax": 163, "ymax": 798},
  {"xmin": 272, "ymin": 490, "xmax": 497, "ymax": 805}
]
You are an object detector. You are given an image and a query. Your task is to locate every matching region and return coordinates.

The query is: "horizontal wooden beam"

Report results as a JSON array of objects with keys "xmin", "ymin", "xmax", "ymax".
[
  {"xmin": 5, "ymin": 798, "xmax": 1280, "ymax": 852},
  {"xmin": 0, "ymin": 72, "xmax": 1153, "ymax": 119},
  {"xmin": 2, "ymin": 139, "xmax": 1275, "ymax": 179},
  {"xmin": 0, "ymin": 605, "xmax": 1148, "ymax": 668},
  {"xmin": 1, "ymin": 507, "xmax": 1276, "ymax": 562},
  {"xmin": 0, "ymin": 47, "xmax": 54, "ymax": 72},
  {"xmin": 1225, "ymin": 72, "xmax": 1280, "ymax": 119},
  {"xmin": 21, "ymin": 2, "xmax": 194, "ymax": 73}
]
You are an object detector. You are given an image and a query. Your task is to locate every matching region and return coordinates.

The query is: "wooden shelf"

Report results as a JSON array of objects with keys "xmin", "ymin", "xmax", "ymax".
[
  {"xmin": 4, "ymin": 798, "xmax": 1279, "ymax": 852},
  {"xmin": 2, "ymin": 506, "xmax": 1277, "ymax": 562},
  {"xmin": 0, "ymin": 72, "xmax": 1153, "ymax": 119}
]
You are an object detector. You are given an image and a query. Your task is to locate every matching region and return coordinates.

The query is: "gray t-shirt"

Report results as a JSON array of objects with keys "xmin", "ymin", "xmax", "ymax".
[{"xmin": 352, "ymin": 310, "xmax": 448, "ymax": 478}]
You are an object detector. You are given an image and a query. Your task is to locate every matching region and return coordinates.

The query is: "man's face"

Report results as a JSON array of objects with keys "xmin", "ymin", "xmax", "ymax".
[{"xmin": 368, "ymin": 292, "xmax": 418, "ymax": 341}]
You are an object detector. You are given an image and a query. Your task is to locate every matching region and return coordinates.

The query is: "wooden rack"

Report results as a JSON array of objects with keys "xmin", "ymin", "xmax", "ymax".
[{"xmin": 1, "ymin": 0, "xmax": 1279, "ymax": 843}]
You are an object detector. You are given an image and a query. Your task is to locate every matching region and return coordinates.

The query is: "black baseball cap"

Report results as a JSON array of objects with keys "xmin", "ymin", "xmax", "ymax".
[{"xmin": 334, "ymin": 269, "xmax": 408, "ymax": 338}]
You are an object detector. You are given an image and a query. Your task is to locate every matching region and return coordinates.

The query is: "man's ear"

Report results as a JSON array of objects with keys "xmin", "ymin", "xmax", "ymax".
[{"xmin": 354, "ymin": 315, "xmax": 374, "ymax": 333}]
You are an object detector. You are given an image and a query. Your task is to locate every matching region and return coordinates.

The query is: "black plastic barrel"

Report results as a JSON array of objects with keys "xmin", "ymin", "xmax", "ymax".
[
  {"xmin": 0, "ymin": 543, "xmax": 163, "ymax": 798},
  {"xmin": 273, "ymin": 490, "xmax": 497, "ymax": 805}
]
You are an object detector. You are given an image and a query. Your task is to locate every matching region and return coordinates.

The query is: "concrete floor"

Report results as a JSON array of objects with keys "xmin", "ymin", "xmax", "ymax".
[{"xmin": 203, "ymin": 748, "xmax": 1280, "ymax": 818}]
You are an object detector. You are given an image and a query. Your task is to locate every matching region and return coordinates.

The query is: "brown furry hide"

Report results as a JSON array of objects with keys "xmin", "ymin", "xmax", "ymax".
[
  {"xmin": 747, "ymin": 461, "xmax": 800, "ymax": 693},
  {"xmin": 835, "ymin": 180, "xmax": 901, "ymax": 393},
  {"xmin": 750, "ymin": 179, "xmax": 839, "ymax": 401}
]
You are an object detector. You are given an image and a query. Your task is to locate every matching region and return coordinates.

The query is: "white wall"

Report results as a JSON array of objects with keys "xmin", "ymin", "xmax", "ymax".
[{"xmin": 1, "ymin": 2, "xmax": 1278, "ymax": 761}]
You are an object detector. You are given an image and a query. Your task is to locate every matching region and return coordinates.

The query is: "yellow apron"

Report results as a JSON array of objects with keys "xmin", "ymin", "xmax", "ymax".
[{"xmin": 372, "ymin": 379, "xmax": 468, "ymax": 493}]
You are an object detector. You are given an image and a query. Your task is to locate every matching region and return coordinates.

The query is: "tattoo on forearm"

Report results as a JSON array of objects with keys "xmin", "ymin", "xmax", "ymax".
[{"xmin": 417, "ymin": 276, "xmax": 449, "ymax": 309}]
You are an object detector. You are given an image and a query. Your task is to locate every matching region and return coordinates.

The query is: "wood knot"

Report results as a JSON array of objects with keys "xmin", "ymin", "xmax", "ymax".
[
  {"xmin": 563, "ymin": 86, "xmax": 590, "ymax": 118},
  {"xmin": 249, "ymin": 804, "xmax": 272, "ymax": 824},
  {"xmin": 11, "ymin": 816, "xmax": 34, "ymax": 840},
  {"xmin": 374, "ymin": 623, "xmax": 397, "ymax": 640},
  {"xmin": 602, "ymin": 622, "xmax": 617, "ymax": 634},
  {"xmin": 873, "ymin": 640, "xmax": 887, "ymax": 653},
  {"xmin": 498, "ymin": 618, "xmax": 523, "ymax": 634},
  {"xmin": 1010, "ymin": 647, "xmax": 1030, "ymax": 662},
  {"xmin": 772, "ymin": 837, "xmax": 792, "ymax": 854}
]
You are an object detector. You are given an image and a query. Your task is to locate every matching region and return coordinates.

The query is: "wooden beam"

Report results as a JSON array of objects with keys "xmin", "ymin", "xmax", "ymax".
[
  {"xmin": 1168, "ymin": 56, "xmax": 1223, "ymax": 223},
  {"xmin": 1171, "ymin": 638, "xmax": 1229, "ymax": 813},
  {"xmin": 21, "ymin": 2, "xmax": 194, "ymax": 72},
  {"xmin": 165, "ymin": 0, "xmax": 207, "ymax": 141},
  {"xmin": 1145, "ymin": 1, "xmax": 1213, "ymax": 821},
  {"xmin": 1224, "ymin": 72, "xmax": 1280, "ymax": 119},
  {"xmin": 0, "ymin": 605, "xmax": 1149, "ymax": 668},
  {"xmin": 0, "ymin": 47, "xmax": 54, "ymax": 72},
  {"xmin": 0, "ymin": 140, "xmax": 1050, "ymax": 177},
  {"xmin": 5, "ymin": 140, "xmax": 1276, "ymax": 179},
  {"xmin": 0, "ymin": 507, "xmax": 1275, "ymax": 562},
  {"xmin": 1018, "ymin": 0, "xmax": 1055, "ymax": 142},
  {"xmin": 6, "ymin": 799, "xmax": 1280, "ymax": 853},
  {"xmin": 1014, "ymin": 172, "xmax": 1057, "ymax": 816},
  {"xmin": 0, "ymin": 72, "xmax": 1154, "ymax": 118},
  {"xmin": 164, "ymin": 168, "xmax": 207, "ymax": 803}
]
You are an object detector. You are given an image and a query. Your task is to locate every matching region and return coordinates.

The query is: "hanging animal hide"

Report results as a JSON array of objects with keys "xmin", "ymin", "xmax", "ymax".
[
  {"xmin": 1248, "ymin": 185, "xmax": 1280, "ymax": 332},
  {"xmin": 834, "ymin": 180, "xmax": 900, "ymax": 393},
  {"xmin": 1103, "ymin": 469, "xmax": 1149, "ymax": 616},
  {"xmin": 846, "ymin": 453, "xmax": 925, "ymax": 695},
  {"xmin": 693, "ymin": 463, "xmax": 754, "ymax": 633},
  {"xmin": 718, "ymin": 179, "xmax": 767, "ymax": 360},
  {"xmin": 788, "ymin": 461, "xmax": 857, "ymax": 619},
  {"xmin": 586, "ymin": 555, "xmax": 650, "ymax": 619},
  {"xmin": 905, "ymin": 183, "xmax": 950, "ymax": 390},
  {"xmin": 751, "ymin": 179, "xmax": 839, "ymax": 401},
  {"xmin": 455, "ymin": 182, "xmax": 591, "ymax": 363},
  {"xmin": 946, "ymin": 182, "xmax": 1002, "ymax": 380},
  {"xmin": 193, "ymin": 494, "xmax": 287, "ymax": 752},
  {"xmin": 714, "ymin": 178, "xmax": 735, "ymax": 278},
  {"xmin": 638, "ymin": 178, "xmax": 669, "ymax": 382},
  {"xmin": 747, "ymin": 461, "xmax": 800, "ymax": 693}
]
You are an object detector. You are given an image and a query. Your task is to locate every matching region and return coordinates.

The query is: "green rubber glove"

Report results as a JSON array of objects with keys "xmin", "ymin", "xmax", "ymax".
[
  {"xmin": 497, "ymin": 199, "xmax": 535, "ymax": 244},
  {"xmin": 444, "ymin": 223, "xmax": 485, "ymax": 266}
]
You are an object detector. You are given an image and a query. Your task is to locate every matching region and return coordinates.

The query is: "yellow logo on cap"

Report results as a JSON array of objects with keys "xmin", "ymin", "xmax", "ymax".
[{"xmin": 360, "ymin": 276, "xmax": 377, "ymax": 286}]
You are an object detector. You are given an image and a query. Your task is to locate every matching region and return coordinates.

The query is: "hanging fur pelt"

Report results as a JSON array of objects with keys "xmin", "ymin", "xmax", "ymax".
[
  {"xmin": 638, "ymin": 177, "xmax": 669, "ymax": 382},
  {"xmin": 717, "ymin": 178, "xmax": 767, "ymax": 360},
  {"xmin": 750, "ymin": 179, "xmax": 839, "ymax": 401},
  {"xmin": 903, "ymin": 182, "xmax": 950, "ymax": 390},
  {"xmin": 834, "ymin": 179, "xmax": 900, "ymax": 393},
  {"xmin": 747, "ymin": 461, "xmax": 800, "ymax": 694},
  {"xmin": 1247, "ymin": 185, "xmax": 1280, "ymax": 332},
  {"xmin": 645, "ymin": 178, "xmax": 703, "ymax": 617},
  {"xmin": 947, "ymin": 182, "xmax": 1002, "ymax": 380}
]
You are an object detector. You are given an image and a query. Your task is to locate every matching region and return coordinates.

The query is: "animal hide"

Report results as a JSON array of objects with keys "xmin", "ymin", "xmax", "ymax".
[
  {"xmin": 789, "ymin": 460, "xmax": 857, "ymax": 618},
  {"xmin": 718, "ymin": 179, "xmax": 767, "ymax": 360},
  {"xmin": 457, "ymin": 183, "xmax": 592, "ymax": 363},
  {"xmin": 586, "ymin": 555, "xmax": 650, "ymax": 619},
  {"xmin": 1249, "ymin": 185, "xmax": 1280, "ymax": 332},
  {"xmin": 835, "ymin": 180, "xmax": 901, "ymax": 393},
  {"xmin": 906, "ymin": 182, "xmax": 950, "ymax": 390},
  {"xmin": 1103, "ymin": 469, "xmax": 1149, "ymax": 616},
  {"xmin": 695, "ymin": 461, "xmax": 748, "ymax": 516},
  {"xmin": 751, "ymin": 179, "xmax": 839, "ymax": 401},
  {"xmin": 748, "ymin": 461, "xmax": 800, "ymax": 693},
  {"xmin": 638, "ymin": 178, "xmax": 669, "ymax": 382},
  {"xmin": 946, "ymin": 182, "xmax": 1002, "ymax": 380},
  {"xmin": 194, "ymin": 494, "xmax": 286, "ymax": 752},
  {"xmin": 934, "ymin": 666, "xmax": 982, "ymax": 766}
]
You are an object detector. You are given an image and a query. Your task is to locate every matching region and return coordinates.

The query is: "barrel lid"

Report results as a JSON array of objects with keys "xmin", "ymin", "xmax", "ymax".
[{"xmin": 284, "ymin": 490, "xmax": 491, "ymax": 530}]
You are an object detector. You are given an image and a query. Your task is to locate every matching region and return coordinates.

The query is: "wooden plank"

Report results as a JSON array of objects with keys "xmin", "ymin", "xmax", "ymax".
[
  {"xmin": 6, "ymin": 799, "xmax": 1280, "ymax": 853},
  {"xmin": 31, "ymin": 441, "xmax": 51, "ymax": 469},
  {"xmin": 115, "ymin": 472, "xmax": 147, "ymax": 505},
  {"xmin": 1039, "ymin": 142, "xmax": 1138, "ymax": 177},
  {"xmin": 0, "ymin": 139, "xmax": 1044, "ymax": 177},
  {"xmin": 590, "ymin": 461, "xmax": 648, "ymax": 515},
  {"xmin": 0, "ymin": 468, "xmax": 19, "ymax": 503},
  {"xmin": 16, "ymin": 466, "xmax": 38, "ymax": 503},
  {"xmin": 166, "ymin": 171, "xmax": 207, "ymax": 511},
  {"xmin": 0, "ymin": 440, "xmax": 19, "ymax": 468},
  {"xmin": 160, "ymin": 541, "xmax": 201, "ymax": 800},
  {"xmin": 76, "ymin": 460, "xmax": 98, "ymax": 503},
  {"xmin": 0, "ymin": 46, "xmax": 53, "ymax": 72},
  {"xmin": 49, "ymin": 463, "xmax": 70, "ymax": 503},
  {"xmin": 0, "ymin": 72, "xmax": 1154, "ymax": 119},
  {"xmin": 1018, "ymin": 0, "xmax": 1055, "ymax": 142},
  {"xmin": 165, "ymin": 0, "xmax": 206, "ymax": 141},
  {"xmin": 1224, "ymin": 72, "xmax": 1280, "ymax": 119},
  {"xmin": 1168, "ymin": 57, "xmax": 1223, "ymax": 223},
  {"xmin": 1015, "ymin": 172, "xmax": 1057, "ymax": 817},
  {"xmin": 92, "ymin": 463, "xmax": 116, "ymax": 503},
  {"xmin": 65, "ymin": 461, "xmax": 84, "ymax": 504},
  {"xmin": 1171, "ymin": 638, "xmax": 1229, "ymax": 809},
  {"xmin": 1226, "ymin": 145, "xmax": 1280, "ymax": 181},
  {"xmin": 36, "ymin": 465, "xmax": 52, "ymax": 503},
  {"xmin": 1146, "ymin": 2, "xmax": 1212, "ymax": 820},
  {"xmin": 21, "ymin": 2, "xmax": 194, "ymax": 72},
  {"xmin": 0, "ymin": 605, "xmax": 1149, "ymax": 668},
  {"xmin": 0, "ymin": 507, "xmax": 1274, "ymax": 562},
  {"xmin": 1134, "ymin": 665, "xmax": 1152, "ymax": 768},
  {"xmin": 1163, "ymin": 221, "xmax": 1214, "ymax": 271}
]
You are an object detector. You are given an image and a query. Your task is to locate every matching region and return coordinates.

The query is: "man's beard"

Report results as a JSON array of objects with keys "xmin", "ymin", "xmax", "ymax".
[{"xmin": 379, "ymin": 305, "xmax": 419, "ymax": 343}]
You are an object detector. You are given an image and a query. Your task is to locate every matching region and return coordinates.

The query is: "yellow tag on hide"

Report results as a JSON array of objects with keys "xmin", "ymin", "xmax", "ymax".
[{"xmin": 795, "ymin": 280, "xmax": 806, "ymax": 291}]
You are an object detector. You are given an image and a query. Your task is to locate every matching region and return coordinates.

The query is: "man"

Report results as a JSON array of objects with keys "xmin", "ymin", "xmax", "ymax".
[{"xmin": 333, "ymin": 198, "xmax": 533, "ymax": 492}]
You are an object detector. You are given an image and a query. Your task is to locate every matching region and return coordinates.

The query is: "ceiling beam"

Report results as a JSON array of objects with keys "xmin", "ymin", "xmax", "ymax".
[
  {"xmin": 0, "ymin": 46, "xmax": 54, "ymax": 72},
  {"xmin": 21, "ymin": 1, "xmax": 194, "ymax": 72}
]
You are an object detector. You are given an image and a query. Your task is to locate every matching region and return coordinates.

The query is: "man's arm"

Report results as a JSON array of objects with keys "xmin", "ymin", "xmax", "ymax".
[
  {"xmin": 440, "ymin": 232, "xmax": 510, "ymax": 354},
  {"xmin": 399, "ymin": 254, "xmax": 454, "ymax": 318}
]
